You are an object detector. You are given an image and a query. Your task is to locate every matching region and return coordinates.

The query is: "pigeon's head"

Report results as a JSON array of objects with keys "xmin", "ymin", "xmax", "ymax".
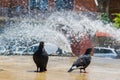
[
  {"xmin": 84, "ymin": 48, "xmax": 92, "ymax": 55},
  {"xmin": 39, "ymin": 41, "xmax": 44, "ymax": 48}
]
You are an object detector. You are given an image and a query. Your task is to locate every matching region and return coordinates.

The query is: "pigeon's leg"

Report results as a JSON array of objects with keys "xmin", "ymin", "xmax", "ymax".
[
  {"xmin": 83, "ymin": 68, "xmax": 87, "ymax": 73},
  {"xmin": 44, "ymin": 67, "xmax": 47, "ymax": 71},
  {"xmin": 35, "ymin": 67, "xmax": 39, "ymax": 72},
  {"xmin": 40, "ymin": 67, "xmax": 45, "ymax": 72},
  {"xmin": 80, "ymin": 69, "xmax": 82, "ymax": 73},
  {"xmin": 36, "ymin": 67, "xmax": 39, "ymax": 72},
  {"xmin": 44, "ymin": 65, "xmax": 47, "ymax": 71}
]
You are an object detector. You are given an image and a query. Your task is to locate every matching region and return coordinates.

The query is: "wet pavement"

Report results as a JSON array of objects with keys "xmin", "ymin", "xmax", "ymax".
[{"xmin": 0, "ymin": 56, "xmax": 120, "ymax": 80}]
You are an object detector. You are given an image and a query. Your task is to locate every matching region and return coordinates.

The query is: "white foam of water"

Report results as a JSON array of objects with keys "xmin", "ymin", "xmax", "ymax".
[{"xmin": 0, "ymin": 11, "xmax": 120, "ymax": 54}]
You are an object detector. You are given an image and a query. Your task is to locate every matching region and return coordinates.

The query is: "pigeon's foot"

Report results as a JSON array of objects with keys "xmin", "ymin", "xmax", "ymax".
[
  {"xmin": 44, "ymin": 69, "xmax": 47, "ymax": 71},
  {"xmin": 80, "ymin": 69, "xmax": 87, "ymax": 73},
  {"xmin": 83, "ymin": 71, "xmax": 87, "ymax": 73}
]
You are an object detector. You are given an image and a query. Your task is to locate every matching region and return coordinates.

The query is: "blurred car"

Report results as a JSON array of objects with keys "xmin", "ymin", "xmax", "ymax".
[
  {"xmin": 115, "ymin": 49, "xmax": 120, "ymax": 58},
  {"xmin": 24, "ymin": 43, "xmax": 59, "ymax": 55},
  {"xmin": 0, "ymin": 46, "xmax": 6, "ymax": 55},
  {"xmin": 93, "ymin": 47, "xmax": 118, "ymax": 58}
]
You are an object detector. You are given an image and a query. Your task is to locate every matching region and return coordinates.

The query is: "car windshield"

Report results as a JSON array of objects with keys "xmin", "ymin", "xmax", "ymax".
[
  {"xmin": 94, "ymin": 48, "xmax": 113, "ymax": 54},
  {"xmin": 100, "ymin": 49, "xmax": 113, "ymax": 53},
  {"xmin": 94, "ymin": 48, "xmax": 99, "ymax": 53}
]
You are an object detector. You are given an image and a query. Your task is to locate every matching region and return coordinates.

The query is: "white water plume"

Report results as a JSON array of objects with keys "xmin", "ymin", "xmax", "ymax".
[{"xmin": 0, "ymin": 11, "xmax": 120, "ymax": 54}]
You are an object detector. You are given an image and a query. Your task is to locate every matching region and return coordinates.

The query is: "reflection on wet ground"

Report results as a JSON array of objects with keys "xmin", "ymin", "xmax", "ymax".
[
  {"xmin": 0, "ymin": 56, "xmax": 120, "ymax": 80},
  {"xmin": 34, "ymin": 73, "xmax": 46, "ymax": 80}
]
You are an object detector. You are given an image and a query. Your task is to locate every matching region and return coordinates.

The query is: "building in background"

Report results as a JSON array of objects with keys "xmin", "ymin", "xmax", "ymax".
[
  {"xmin": 0, "ymin": 0, "xmax": 28, "ymax": 17},
  {"xmin": 96, "ymin": 0, "xmax": 120, "ymax": 20},
  {"xmin": 31, "ymin": 0, "xmax": 97, "ymax": 12},
  {"xmin": 0, "ymin": 0, "xmax": 97, "ymax": 17},
  {"xmin": 0, "ymin": 0, "xmax": 120, "ymax": 19}
]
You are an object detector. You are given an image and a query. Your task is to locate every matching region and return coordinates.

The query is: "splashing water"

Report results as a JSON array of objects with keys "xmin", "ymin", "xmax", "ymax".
[{"xmin": 0, "ymin": 11, "xmax": 120, "ymax": 54}]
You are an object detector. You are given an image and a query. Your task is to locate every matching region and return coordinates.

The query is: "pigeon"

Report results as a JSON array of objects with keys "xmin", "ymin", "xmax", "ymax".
[
  {"xmin": 68, "ymin": 48, "xmax": 92, "ymax": 73},
  {"xmin": 33, "ymin": 41, "xmax": 49, "ymax": 72}
]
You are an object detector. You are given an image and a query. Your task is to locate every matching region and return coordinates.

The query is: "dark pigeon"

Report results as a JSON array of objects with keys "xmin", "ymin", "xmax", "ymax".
[
  {"xmin": 33, "ymin": 41, "xmax": 49, "ymax": 72},
  {"xmin": 68, "ymin": 48, "xmax": 92, "ymax": 73}
]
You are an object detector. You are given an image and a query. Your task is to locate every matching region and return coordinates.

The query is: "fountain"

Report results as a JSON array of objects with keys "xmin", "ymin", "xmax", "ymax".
[{"xmin": 0, "ymin": 11, "xmax": 120, "ymax": 56}]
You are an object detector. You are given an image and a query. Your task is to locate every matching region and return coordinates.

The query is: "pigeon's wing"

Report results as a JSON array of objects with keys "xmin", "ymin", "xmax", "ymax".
[
  {"xmin": 78, "ymin": 55, "xmax": 91, "ymax": 68},
  {"xmin": 72, "ymin": 55, "xmax": 85, "ymax": 66},
  {"xmin": 84, "ymin": 55, "xmax": 91, "ymax": 68},
  {"xmin": 74, "ymin": 55, "xmax": 91, "ymax": 66}
]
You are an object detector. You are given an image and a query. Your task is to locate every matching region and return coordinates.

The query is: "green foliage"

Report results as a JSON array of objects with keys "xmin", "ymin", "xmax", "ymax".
[
  {"xmin": 113, "ymin": 13, "xmax": 120, "ymax": 28},
  {"xmin": 100, "ymin": 13, "xmax": 110, "ymax": 24}
]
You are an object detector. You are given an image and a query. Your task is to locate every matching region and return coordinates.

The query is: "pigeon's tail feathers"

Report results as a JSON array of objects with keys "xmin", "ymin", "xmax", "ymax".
[
  {"xmin": 68, "ymin": 66, "xmax": 77, "ymax": 72},
  {"xmin": 68, "ymin": 68, "xmax": 73, "ymax": 72}
]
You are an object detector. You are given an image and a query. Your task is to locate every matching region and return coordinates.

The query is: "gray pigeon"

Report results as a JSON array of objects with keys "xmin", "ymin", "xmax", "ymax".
[{"xmin": 68, "ymin": 48, "xmax": 92, "ymax": 73}]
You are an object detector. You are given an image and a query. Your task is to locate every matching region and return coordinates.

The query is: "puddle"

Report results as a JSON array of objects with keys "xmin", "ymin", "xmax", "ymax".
[{"xmin": 0, "ymin": 56, "xmax": 120, "ymax": 80}]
